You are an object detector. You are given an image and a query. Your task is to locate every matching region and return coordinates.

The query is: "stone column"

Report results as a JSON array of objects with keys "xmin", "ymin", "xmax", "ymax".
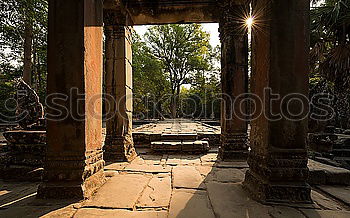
[
  {"xmin": 104, "ymin": 10, "xmax": 136, "ymax": 162},
  {"xmin": 219, "ymin": 2, "xmax": 249, "ymax": 160},
  {"xmin": 37, "ymin": 0, "xmax": 105, "ymax": 199},
  {"xmin": 243, "ymin": 0, "xmax": 312, "ymax": 203}
]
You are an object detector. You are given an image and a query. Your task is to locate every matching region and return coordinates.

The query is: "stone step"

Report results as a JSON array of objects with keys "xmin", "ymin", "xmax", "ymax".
[
  {"xmin": 334, "ymin": 157, "xmax": 350, "ymax": 161},
  {"xmin": 160, "ymin": 133, "xmax": 198, "ymax": 141},
  {"xmin": 308, "ymin": 159, "xmax": 350, "ymax": 185},
  {"xmin": 151, "ymin": 140, "xmax": 209, "ymax": 153},
  {"xmin": 332, "ymin": 149, "xmax": 350, "ymax": 157},
  {"xmin": 333, "ymin": 136, "xmax": 350, "ymax": 149}
]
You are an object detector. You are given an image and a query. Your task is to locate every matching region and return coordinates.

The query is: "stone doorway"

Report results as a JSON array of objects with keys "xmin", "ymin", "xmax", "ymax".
[{"xmin": 38, "ymin": 0, "xmax": 312, "ymax": 205}]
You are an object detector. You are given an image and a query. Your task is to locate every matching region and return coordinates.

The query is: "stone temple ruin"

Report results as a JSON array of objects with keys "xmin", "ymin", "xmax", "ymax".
[
  {"xmin": 2, "ymin": 0, "xmax": 350, "ymax": 217},
  {"xmin": 4, "ymin": 0, "xmax": 311, "ymax": 202},
  {"xmin": 2, "ymin": 79, "xmax": 46, "ymax": 180}
]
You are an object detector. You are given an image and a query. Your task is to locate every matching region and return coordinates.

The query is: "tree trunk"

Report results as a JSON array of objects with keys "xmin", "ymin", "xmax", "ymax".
[
  {"xmin": 23, "ymin": 19, "xmax": 33, "ymax": 86},
  {"xmin": 170, "ymin": 88, "xmax": 176, "ymax": 118}
]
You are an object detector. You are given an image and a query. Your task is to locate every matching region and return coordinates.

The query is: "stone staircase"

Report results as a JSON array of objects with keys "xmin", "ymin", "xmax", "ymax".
[
  {"xmin": 151, "ymin": 133, "xmax": 209, "ymax": 153},
  {"xmin": 332, "ymin": 134, "xmax": 350, "ymax": 167}
]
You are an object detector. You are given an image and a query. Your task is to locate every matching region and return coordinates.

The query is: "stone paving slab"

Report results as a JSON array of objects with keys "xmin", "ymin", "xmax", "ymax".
[
  {"xmin": 200, "ymin": 153, "xmax": 218, "ymax": 163},
  {"xmin": 123, "ymin": 164, "xmax": 171, "ymax": 173},
  {"xmin": 317, "ymin": 186, "xmax": 350, "ymax": 205},
  {"xmin": 311, "ymin": 190, "xmax": 347, "ymax": 210},
  {"xmin": 301, "ymin": 209, "xmax": 350, "ymax": 218},
  {"xmin": 104, "ymin": 162, "xmax": 128, "ymax": 171},
  {"xmin": 172, "ymin": 166, "xmax": 205, "ymax": 190},
  {"xmin": 166, "ymin": 155, "xmax": 182, "ymax": 166},
  {"xmin": 205, "ymin": 168, "xmax": 244, "ymax": 183},
  {"xmin": 168, "ymin": 189, "xmax": 215, "ymax": 218},
  {"xmin": 74, "ymin": 208, "xmax": 167, "ymax": 218},
  {"xmin": 140, "ymin": 155, "xmax": 163, "ymax": 165},
  {"xmin": 84, "ymin": 174, "xmax": 151, "ymax": 209},
  {"xmin": 214, "ymin": 161, "xmax": 249, "ymax": 168},
  {"xmin": 0, "ymin": 204, "xmax": 78, "ymax": 218},
  {"xmin": 180, "ymin": 155, "xmax": 201, "ymax": 165},
  {"xmin": 0, "ymin": 181, "xmax": 39, "ymax": 205},
  {"xmin": 195, "ymin": 165, "xmax": 214, "ymax": 177},
  {"xmin": 206, "ymin": 182, "xmax": 272, "ymax": 218},
  {"xmin": 136, "ymin": 174, "xmax": 171, "ymax": 208},
  {"xmin": 268, "ymin": 206, "xmax": 305, "ymax": 218}
]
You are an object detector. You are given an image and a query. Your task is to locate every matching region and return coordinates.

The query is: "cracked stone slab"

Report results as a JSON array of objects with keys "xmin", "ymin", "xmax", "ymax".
[
  {"xmin": 136, "ymin": 174, "xmax": 171, "ymax": 208},
  {"xmin": 168, "ymin": 189, "xmax": 215, "ymax": 218},
  {"xmin": 206, "ymin": 182, "xmax": 272, "ymax": 218},
  {"xmin": 84, "ymin": 174, "xmax": 151, "ymax": 209},
  {"xmin": 123, "ymin": 164, "xmax": 171, "ymax": 173},
  {"xmin": 317, "ymin": 186, "xmax": 350, "ymax": 205},
  {"xmin": 74, "ymin": 208, "xmax": 167, "ymax": 218},
  {"xmin": 172, "ymin": 166, "xmax": 205, "ymax": 189}
]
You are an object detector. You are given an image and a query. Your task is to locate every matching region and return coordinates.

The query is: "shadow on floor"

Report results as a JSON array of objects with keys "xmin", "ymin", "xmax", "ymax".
[{"xmin": 0, "ymin": 181, "xmax": 81, "ymax": 217}]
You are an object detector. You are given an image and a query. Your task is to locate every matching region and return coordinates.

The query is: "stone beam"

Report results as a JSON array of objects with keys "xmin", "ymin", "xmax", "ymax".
[
  {"xmin": 37, "ymin": 0, "xmax": 105, "ymax": 199},
  {"xmin": 243, "ymin": 0, "xmax": 311, "ymax": 204},
  {"xmin": 219, "ymin": 1, "xmax": 249, "ymax": 160},
  {"xmin": 103, "ymin": 0, "xmax": 250, "ymax": 25}
]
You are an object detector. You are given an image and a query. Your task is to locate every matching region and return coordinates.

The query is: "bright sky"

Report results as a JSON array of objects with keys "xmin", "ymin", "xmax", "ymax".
[{"xmin": 134, "ymin": 23, "xmax": 221, "ymax": 47}]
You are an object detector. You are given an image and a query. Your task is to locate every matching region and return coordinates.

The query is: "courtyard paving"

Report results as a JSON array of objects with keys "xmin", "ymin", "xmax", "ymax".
[{"xmin": 1, "ymin": 150, "xmax": 350, "ymax": 217}]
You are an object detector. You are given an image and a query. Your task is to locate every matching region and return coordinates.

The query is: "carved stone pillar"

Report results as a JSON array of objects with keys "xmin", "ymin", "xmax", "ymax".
[
  {"xmin": 243, "ymin": 0, "xmax": 312, "ymax": 203},
  {"xmin": 37, "ymin": 0, "xmax": 105, "ymax": 199},
  {"xmin": 104, "ymin": 10, "xmax": 136, "ymax": 162},
  {"xmin": 219, "ymin": 2, "xmax": 249, "ymax": 160}
]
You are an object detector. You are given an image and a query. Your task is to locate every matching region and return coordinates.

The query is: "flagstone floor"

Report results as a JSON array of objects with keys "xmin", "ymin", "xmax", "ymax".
[{"xmin": 1, "ymin": 149, "xmax": 350, "ymax": 218}]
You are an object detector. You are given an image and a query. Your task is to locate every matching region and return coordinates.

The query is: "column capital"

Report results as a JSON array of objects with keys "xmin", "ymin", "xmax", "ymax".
[
  {"xmin": 104, "ymin": 9, "xmax": 133, "ymax": 27},
  {"xmin": 219, "ymin": 1, "xmax": 249, "ymax": 41}
]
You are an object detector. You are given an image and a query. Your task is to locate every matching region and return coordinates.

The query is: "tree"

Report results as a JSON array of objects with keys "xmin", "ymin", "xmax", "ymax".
[
  {"xmin": 144, "ymin": 24, "xmax": 215, "ymax": 118},
  {"xmin": 132, "ymin": 32, "xmax": 171, "ymax": 119},
  {"xmin": 0, "ymin": 0, "xmax": 48, "ymax": 89},
  {"xmin": 310, "ymin": 0, "xmax": 350, "ymax": 128},
  {"xmin": 0, "ymin": 0, "xmax": 48, "ymax": 121}
]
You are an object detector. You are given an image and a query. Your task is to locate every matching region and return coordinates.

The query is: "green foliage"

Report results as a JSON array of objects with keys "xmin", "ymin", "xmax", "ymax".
[
  {"xmin": 310, "ymin": 0, "xmax": 350, "ymax": 90},
  {"xmin": 0, "ymin": 0, "xmax": 48, "ymax": 121},
  {"xmin": 132, "ymin": 32, "xmax": 171, "ymax": 119},
  {"xmin": 141, "ymin": 24, "xmax": 217, "ymax": 117},
  {"xmin": 311, "ymin": 0, "xmax": 350, "ymax": 128}
]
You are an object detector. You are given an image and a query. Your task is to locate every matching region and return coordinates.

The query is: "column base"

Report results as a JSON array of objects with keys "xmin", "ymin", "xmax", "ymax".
[
  {"xmin": 37, "ymin": 169, "xmax": 105, "ymax": 199},
  {"xmin": 104, "ymin": 135, "xmax": 137, "ymax": 162},
  {"xmin": 243, "ymin": 150, "xmax": 312, "ymax": 204},
  {"xmin": 243, "ymin": 170, "xmax": 312, "ymax": 204},
  {"xmin": 219, "ymin": 133, "xmax": 249, "ymax": 160}
]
